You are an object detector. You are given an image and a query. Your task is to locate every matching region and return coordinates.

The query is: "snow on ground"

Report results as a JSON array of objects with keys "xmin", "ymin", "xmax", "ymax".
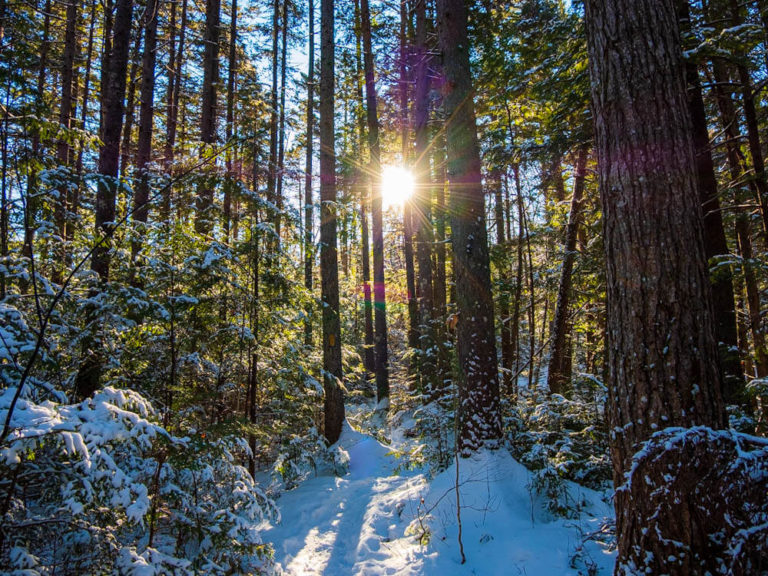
[{"xmin": 260, "ymin": 422, "xmax": 615, "ymax": 575}]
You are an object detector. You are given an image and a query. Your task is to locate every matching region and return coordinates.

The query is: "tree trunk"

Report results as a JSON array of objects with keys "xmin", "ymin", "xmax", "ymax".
[
  {"xmin": 361, "ymin": 0, "xmax": 389, "ymax": 403},
  {"xmin": 131, "ymin": 0, "xmax": 159, "ymax": 278},
  {"xmin": 275, "ymin": 0, "xmax": 288, "ymax": 241},
  {"xmin": 223, "ymin": 0, "xmax": 238, "ymax": 242},
  {"xmin": 305, "ymin": 0, "xmax": 316, "ymax": 348},
  {"xmin": 53, "ymin": 0, "xmax": 79, "ymax": 282},
  {"xmin": 400, "ymin": 0, "xmax": 418, "ymax": 357},
  {"xmin": 413, "ymin": 0, "xmax": 437, "ymax": 397},
  {"xmin": 433, "ymin": 132, "xmax": 449, "ymax": 390},
  {"xmin": 163, "ymin": 0, "xmax": 188, "ymax": 220},
  {"xmin": 709, "ymin": 59, "xmax": 768, "ymax": 379},
  {"xmin": 584, "ymin": 0, "xmax": 727, "ymax": 571},
  {"xmin": 320, "ymin": 0, "xmax": 344, "ymax": 443},
  {"xmin": 266, "ymin": 0, "xmax": 280, "ymax": 244},
  {"xmin": 76, "ymin": 0, "xmax": 134, "ymax": 400},
  {"xmin": 196, "ymin": 0, "xmax": 220, "ymax": 236},
  {"xmin": 493, "ymin": 168, "xmax": 513, "ymax": 394},
  {"xmin": 353, "ymin": 0, "xmax": 374, "ymax": 375},
  {"xmin": 120, "ymin": 33, "xmax": 142, "ymax": 179},
  {"xmin": 675, "ymin": 0, "xmax": 743, "ymax": 403},
  {"xmin": 437, "ymin": 0, "xmax": 502, "ymax": 452},
  {"xmin": 547, "ymin": 146, "xmax": 588, "ymax": 396}
]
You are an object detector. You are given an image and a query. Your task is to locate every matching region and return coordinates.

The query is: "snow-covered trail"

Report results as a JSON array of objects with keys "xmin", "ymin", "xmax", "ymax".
[
  {"xmin": 262, "ymin": 424, "xmax": 427, "ymax": 575},
  {"xmin": 261, "ymin": 422, "xmax": 616, "ymax": 575}
]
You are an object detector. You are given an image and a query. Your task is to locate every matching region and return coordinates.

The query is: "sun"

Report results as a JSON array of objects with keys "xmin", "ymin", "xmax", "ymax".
[{"xmin": 380, "ymin": 165, "xmax": 415, "ymax": 210}]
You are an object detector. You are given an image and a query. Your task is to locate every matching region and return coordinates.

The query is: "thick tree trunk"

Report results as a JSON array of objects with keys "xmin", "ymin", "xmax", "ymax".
[
  {"xmin": 196, "ymin": 0, "xmax": 220, "ymax": 236},
  {"xmin": 584, "ymin": 0, "xmax": 727, "ymax": 572},
  {"xmin": 320, "ymin": 0, "xmax": 344, "ymax": 443},
  {"xmin": 131, "ymin": 0, "xmax": 159, "ymax": 277},
  {"xmin": 437, "ymin": 0, "xmax": 502, "ymax": 452},
  {"xmin": 547, "ymin": 146, "xmax": 588, "ymax": 396},
  {"xmin": 361, "ymin": 0, "xmax": 389, "ymax": 403},
  {"xmin": 163, "ymin": 0, "xmax": 187, "ymax": 220}
]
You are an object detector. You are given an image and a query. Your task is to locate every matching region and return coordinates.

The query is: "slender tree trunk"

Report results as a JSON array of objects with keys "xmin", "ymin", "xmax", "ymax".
[
  {"xmin": 75, "ymin": 0, "xmax": 134, "ymax": 400},
  {"xmin": 53, "ymin": 0, "xmax": 79, "ymax": 283},
  {"xmin": 120, "ymin": 33, "xmax": 142, "ymax": 178},
  {"xmin": 352, "ymin": 0, "xmax": 374, "ymax": 375},
  {"xmin": 709, "ymin": 60, "xmax": 768, "ymax": 379},
  {"xmin": 305, "ymin": 0, "xmax": 316, "ymax": 347},
  {"xmin": 675, "ymin": 0, "xmax": 743, "ymax": 402},
  {"xmin": 130, "ymin": 0, "xmax": 159, "ymax": 280},
  {"xmin": 266, "ymin": 0, "xmax": 280, "ymax": 243},
  {"xmin": 437, "ymin": 0, "xmax": 502, "ymax": 452},
  {"xmin": 21, "ymin": 0, "xmax": 52, "ymax": 294},
  {"xmin": 585, "ymin": 1, "xmax": 727, "ymax": 571},
  {"xmin": 361, "ymin": 0, "xmax": 389, "ymax": 403},
  {"xmin": 401, "ymin": 0, "xmax": 418, "ymax": 356},
  {"xmin": 511, "ymin": 163, "xmax": 524, "ymax": 384},
  {"xmin": 320, "ymin": 0, "xmax": 344, "ymax": 443},
  {"xmin": 196, "ymin": 0, "xmax": 220, "ymax": 235},
  {"xmin": 413, "ymin": 0, "xmax": 437, "ymax": 397},
  {"xmin": 223, "ymin": 0, "xmax": 238, "ymax": 241},
  {"xmin": 493, "ymin": 168, "xmax": 513, "ymax": 394},
  {"xmin": 547, "ymin": 146, "xmax": 588, "ymax": 396},
  {"xmin": 275, "ymin": 0, "xmax": 288, "ymax": 241}
]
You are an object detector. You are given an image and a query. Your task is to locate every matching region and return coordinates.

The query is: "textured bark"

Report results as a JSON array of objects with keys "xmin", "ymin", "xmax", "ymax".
[
  {"xmin": 304, "ymin": 0, "xmax": 316, "ymax": 347},
  {"xmin": 320, "ymin": 0, "xmax": 344, "ymax": 443},
  {"xmin": 676, "ymin": 0, "xmax": 743, "ymax": 402},
  {"xmin": 584, "ymin": 0, "xmax": 727, "ymax": 571},
  {"xmin": 131, "ymin": 0, "xmax": 159, "ymax": 275},
  {"xmin": 195, "ymin": 0, "xmax": 220, "ymax": 236},
  {"xmin": 76, "ymin": 0, "xmax": 134, "ymax": 400},
  {"xmin": 437, "ymin": 0, "xmax": 501, "ymax": 452},
  {"xmin": 361, "ymin": 0, "xmax": 389, "ymax": 402},
  {"xmin": 547, "ymin": 146, "xmax": 588, "ymax": 396},
  {"xmin": 433, "ymin": 134, "xmax": 449, "ymax": 389},
  {"xmin": 413, "ymin": 0, "xmax": 437, "ymax": 396}
]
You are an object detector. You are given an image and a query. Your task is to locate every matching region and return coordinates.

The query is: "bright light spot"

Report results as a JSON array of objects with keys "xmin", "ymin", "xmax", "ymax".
[{"xmin": 380, "ymin": 166, "xmax": 414, "ymax": 210}]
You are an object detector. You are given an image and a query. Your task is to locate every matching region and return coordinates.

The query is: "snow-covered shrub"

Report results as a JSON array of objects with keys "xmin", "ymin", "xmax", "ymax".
[
  {"xmin": 272, "ymin": 428, "xmax": 333, "ymax": 490},
  {"xmin": 0, "ymin": 386, "xmax": 277, "ymax": 575},
  {"xmin": 507, "ymin": 374, "xmax": 611, "ymax": 516}
]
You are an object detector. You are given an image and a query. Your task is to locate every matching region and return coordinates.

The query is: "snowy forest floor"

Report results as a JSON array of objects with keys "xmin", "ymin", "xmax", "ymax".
[{"xmin": 259, "ymin": 406, "xmax": 617, "ymax": 575}]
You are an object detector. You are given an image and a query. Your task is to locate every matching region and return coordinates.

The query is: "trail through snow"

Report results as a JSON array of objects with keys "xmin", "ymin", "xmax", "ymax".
[{"xmin": 261, "ymin": 422, "xmax": 616, "ymax": 575}]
